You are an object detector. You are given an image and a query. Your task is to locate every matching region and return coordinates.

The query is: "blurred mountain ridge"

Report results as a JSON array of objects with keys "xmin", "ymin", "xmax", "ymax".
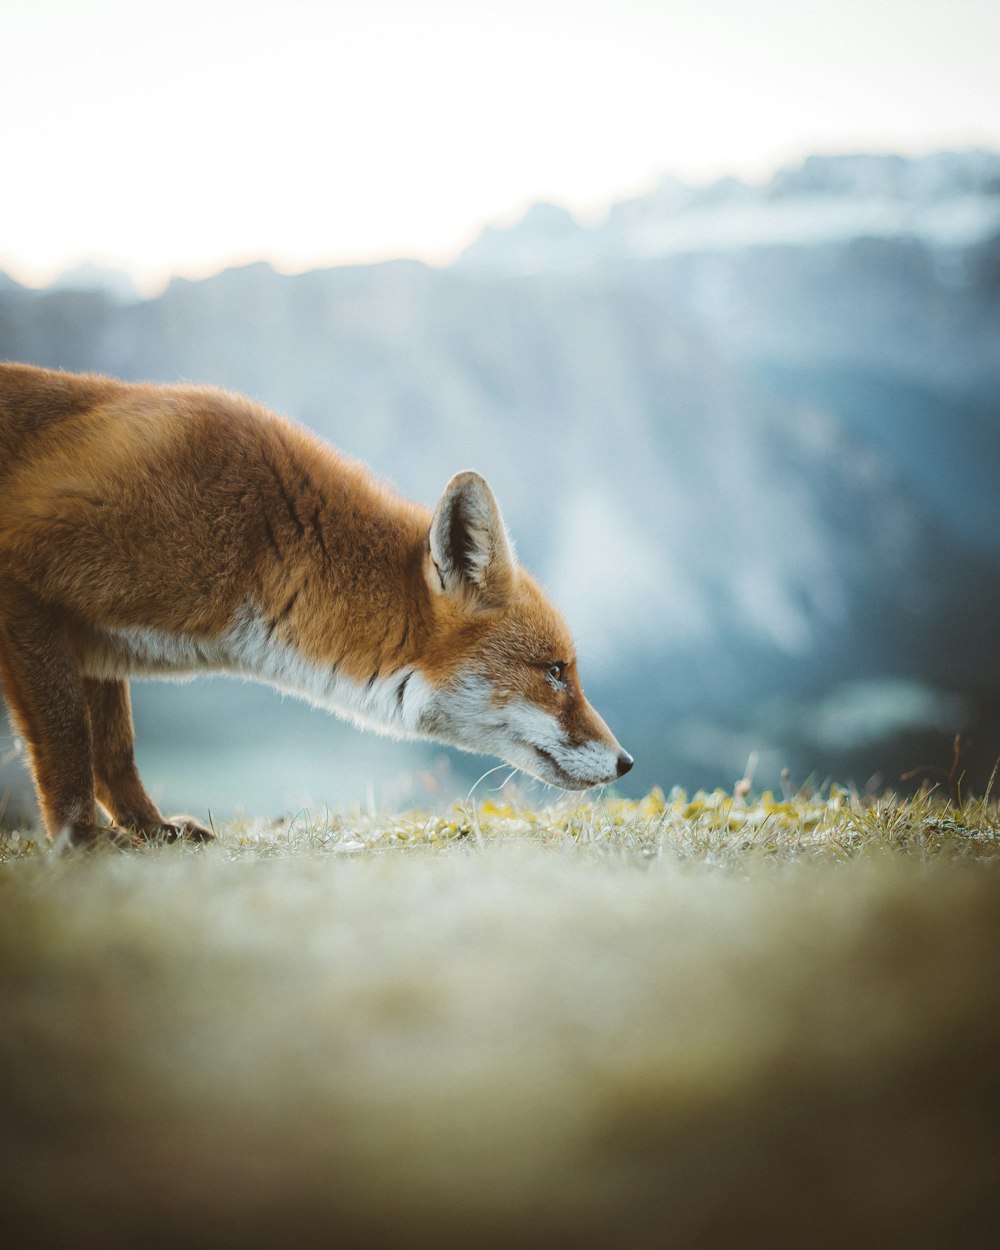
[{"xmin": 460, "ymin": 149, "xmax": 1000, "ymax": 272}]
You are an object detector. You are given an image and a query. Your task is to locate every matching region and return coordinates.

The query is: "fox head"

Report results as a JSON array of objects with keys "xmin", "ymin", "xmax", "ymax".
[{"xmin": 414, "ymin": 472, "xmax": 633, "ymax": 790}]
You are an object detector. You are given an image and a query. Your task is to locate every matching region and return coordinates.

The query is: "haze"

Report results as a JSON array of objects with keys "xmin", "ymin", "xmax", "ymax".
[{"xmin": 4, "ymin": 0, "xmax": 999, "ymax": 294}]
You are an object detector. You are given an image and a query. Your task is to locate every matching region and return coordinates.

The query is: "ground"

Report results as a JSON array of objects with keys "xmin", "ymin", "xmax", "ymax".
[{"xmin": 2, "ymin": 785, "xmax": 999, "ymax": 1249}]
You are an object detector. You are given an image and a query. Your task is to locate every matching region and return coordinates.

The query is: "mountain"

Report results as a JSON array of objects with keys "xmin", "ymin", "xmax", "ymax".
[
  {"xmin": 460, "ymin": 150, "xmax": 1000, "ymax": 271},
  {"xmin": 1, "ymin": 151, "xmax": 999, "ymax": 816}
]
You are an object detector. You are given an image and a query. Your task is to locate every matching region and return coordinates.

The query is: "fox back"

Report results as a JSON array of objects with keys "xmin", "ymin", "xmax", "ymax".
[{"xmin": 0, "ymin": 363, "xmax": 632, "ymax": 844}]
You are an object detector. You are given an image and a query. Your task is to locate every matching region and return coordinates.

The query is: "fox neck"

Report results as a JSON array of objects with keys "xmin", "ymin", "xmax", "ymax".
[
  {"xmin": 219, "ymin": 601, "xmax": 436, "ymax": 739},
  {"xmin": 241, "ymin": 468, "xmax": 440, "ymax": 738}
]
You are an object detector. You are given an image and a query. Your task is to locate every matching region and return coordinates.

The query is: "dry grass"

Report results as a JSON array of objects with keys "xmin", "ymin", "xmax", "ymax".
[{"xmin": 2, "ymin": 785, "xmax": 1000, "ymax": 1249}]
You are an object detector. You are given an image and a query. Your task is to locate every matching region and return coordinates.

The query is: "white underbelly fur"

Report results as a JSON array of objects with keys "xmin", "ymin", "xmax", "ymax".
[{"xmin": 84, "ymin": 606, "xmax": 433, "ymax": 740}]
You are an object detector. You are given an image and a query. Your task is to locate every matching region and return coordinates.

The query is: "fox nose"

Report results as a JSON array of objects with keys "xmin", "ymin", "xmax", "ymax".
[{"xmin": 616, "ymin": 750, "xmax": 634, "ymax": 778}]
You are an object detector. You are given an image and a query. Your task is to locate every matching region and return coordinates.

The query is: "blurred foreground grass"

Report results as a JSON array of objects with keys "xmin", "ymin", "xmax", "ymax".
[{"xmin": 2, "ymin": 785, "xmax": 1000, "ymax": 1249}]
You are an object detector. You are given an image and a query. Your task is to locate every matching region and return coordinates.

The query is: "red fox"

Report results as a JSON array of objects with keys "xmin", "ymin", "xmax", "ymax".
[{"xmin": 0, "ymin": 363, "xmax": 632, "ymax": 845}]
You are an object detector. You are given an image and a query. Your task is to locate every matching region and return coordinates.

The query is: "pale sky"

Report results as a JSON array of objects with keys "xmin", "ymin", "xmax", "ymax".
[{"xmin": 3, "ymin": 0, "xmax": 999, "ymax": 293}]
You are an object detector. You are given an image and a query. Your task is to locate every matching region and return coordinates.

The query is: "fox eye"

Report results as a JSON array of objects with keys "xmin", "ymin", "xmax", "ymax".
[{"xmin": 546, "ymin": 661, "xmax": 567, "ymax": 687}]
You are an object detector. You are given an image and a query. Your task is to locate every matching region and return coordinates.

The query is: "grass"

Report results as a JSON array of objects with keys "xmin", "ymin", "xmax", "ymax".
[{"xmin": 2, "ymin": 784, "xmax": 1000, "ymax": 1249}]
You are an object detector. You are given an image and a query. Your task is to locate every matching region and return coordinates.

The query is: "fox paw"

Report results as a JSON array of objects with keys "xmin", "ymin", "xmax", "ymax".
[
  {"xmin": 148, "ymin": 817, "xmax": 215, "ymax": 844},
  {"xmin": 62, "ymin": 818, "xmax": 214, "ymax": 849},
  {"xmin": 125, "ymin": 815, "xmax": 215, "ymax": 845}
]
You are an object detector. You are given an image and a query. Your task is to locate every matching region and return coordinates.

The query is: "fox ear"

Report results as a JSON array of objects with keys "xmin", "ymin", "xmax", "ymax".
[{"xmin": 428, "ymin": 471, "xmax": 517, "ymax": 610}]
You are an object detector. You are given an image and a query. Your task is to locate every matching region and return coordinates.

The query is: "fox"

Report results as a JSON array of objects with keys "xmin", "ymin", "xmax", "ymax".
[{"xmin": 0, "ymin": 363, "xmax": 632, "ymax": 846}]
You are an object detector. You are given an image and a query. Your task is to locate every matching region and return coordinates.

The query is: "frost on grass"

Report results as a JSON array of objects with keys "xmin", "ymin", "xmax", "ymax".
[
  {"xmin": 216, "ymin": 783, "xmax": 1000, "ymax": 865},
  {"xmin": 1, "ymin": 786, "xmax": 999, "ymax": 1249}
]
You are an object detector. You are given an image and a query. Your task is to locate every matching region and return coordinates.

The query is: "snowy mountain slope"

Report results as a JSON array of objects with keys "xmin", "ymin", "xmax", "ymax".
[{"xmin": 460, "ymin": 150, "xmax": 1000, "ymax": 272}]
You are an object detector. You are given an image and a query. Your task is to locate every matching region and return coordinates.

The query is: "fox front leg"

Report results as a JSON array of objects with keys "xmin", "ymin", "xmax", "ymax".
[{"xmin": 84, "ymin": 677, "xmax": 213, "ymax": 843}]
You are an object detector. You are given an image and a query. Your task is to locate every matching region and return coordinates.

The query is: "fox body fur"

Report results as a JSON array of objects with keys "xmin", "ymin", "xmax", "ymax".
[{"xmin": 0, "ymin": 364, "xmax": 632, "ymax": 845}]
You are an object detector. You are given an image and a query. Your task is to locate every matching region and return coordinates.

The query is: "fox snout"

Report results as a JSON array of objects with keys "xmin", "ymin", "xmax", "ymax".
[
  {"xmin": 522, "ymin": 709, "xmax": 633, "ymax": 790},
  {"xmin": 530, "ymin": 741, "xmax": 634, "ymax": 790},
  {"xmin": 417, "ymin": 669, "xmax": 633, "ymax": 792}
]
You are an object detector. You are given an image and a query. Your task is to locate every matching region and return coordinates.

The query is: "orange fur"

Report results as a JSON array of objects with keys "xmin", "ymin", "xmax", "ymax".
[{"xmin": 0, "ymin": 364, "xmax": 630, "ymax": 845}]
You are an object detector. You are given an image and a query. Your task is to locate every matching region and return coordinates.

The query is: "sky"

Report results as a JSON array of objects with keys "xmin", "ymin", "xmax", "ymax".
[{"xmin": 3, "ymin": 0, "xmax": 1000, "ymax": 294}]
